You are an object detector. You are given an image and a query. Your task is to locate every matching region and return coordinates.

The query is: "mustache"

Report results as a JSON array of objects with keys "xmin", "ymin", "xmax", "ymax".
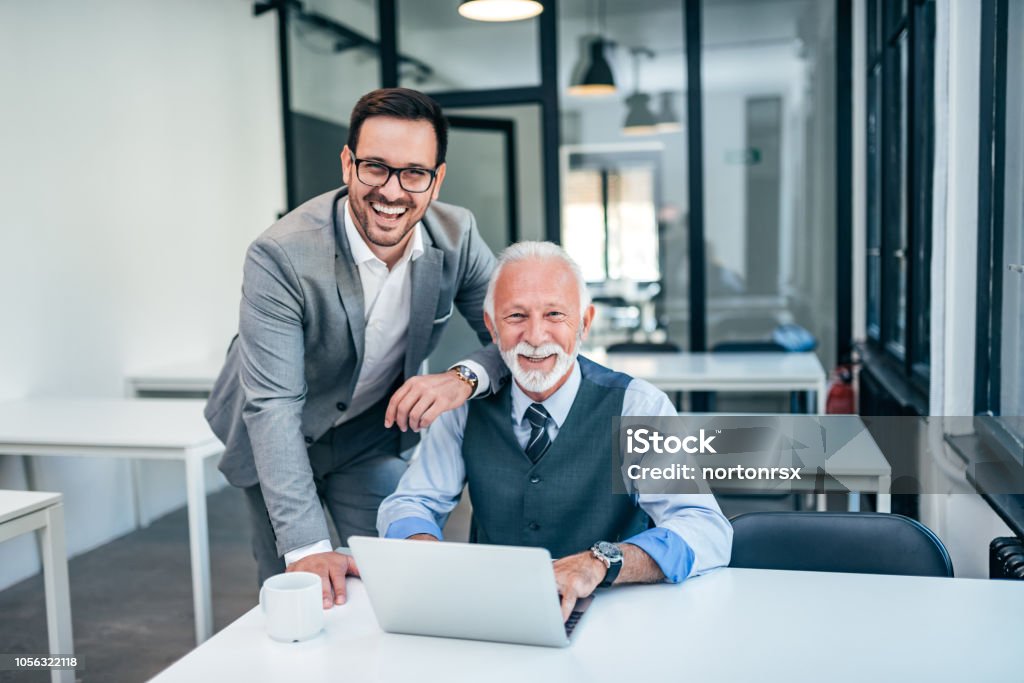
[{"xmin": 509, "ymin": 342, "xmax": 564, "ymax": 357}]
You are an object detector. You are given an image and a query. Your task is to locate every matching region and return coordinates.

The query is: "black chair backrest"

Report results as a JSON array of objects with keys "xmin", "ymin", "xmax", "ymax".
[
  {"xmin": 729, "ymin": 511, "xmax": 954, "ymax": 578},
  {"xmin": 606, "ymin": 341, "xmax": 682, "ymax": 353},
  {"xmin": 711, "ymin": 340, "xmax": 786, "ymax": 353}
]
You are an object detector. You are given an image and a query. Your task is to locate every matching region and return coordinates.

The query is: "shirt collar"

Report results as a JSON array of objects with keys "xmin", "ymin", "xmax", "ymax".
[
  {"xmin": 344, "ymin": 198, "xmax": 424, "ymax": 267},
  {"xmin": 510, "ymin": 360, "xmax": 582, "ymax": 429}
]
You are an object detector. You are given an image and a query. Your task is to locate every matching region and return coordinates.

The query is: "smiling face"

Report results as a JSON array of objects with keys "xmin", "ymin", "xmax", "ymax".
[
  {"xmin": 340, "ymin": 116, "xmax": 446, "ymax": 259},
  {"xmin": 484, "ymin": 258, "xmax": 595, "ymax": 402}
]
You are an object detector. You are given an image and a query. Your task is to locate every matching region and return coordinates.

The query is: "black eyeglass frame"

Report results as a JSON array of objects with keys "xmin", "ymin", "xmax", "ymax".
[{"xmin": 352, "ymin": 157, "xmax": 440, "ymax": 193}]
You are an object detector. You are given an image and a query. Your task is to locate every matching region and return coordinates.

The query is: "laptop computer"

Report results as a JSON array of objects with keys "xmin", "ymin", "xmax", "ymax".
[{"xmin": 348, "ymin": 536, "xmax": 593, "ymax": 648}]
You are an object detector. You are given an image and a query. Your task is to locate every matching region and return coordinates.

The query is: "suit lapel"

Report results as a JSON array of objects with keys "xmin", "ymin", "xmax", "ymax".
[
  {"xmin": 332, "ymin": 192, "xmax": 366, "ymax": 370},
  {"xmin": 405, "ymin": 222, "xmax": 442, "ymax": 379}
]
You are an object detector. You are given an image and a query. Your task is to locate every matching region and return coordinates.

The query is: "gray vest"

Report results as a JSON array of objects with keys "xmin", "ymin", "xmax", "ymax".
[{"xmin": 462, "ymin": 356, "xmax": 649, "ymax": 559}]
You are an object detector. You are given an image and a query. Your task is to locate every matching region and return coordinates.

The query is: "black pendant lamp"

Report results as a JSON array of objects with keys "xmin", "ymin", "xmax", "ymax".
[
  {"xmin": 458, "ymin": 0, "xmax": 543, "ymax": 22},
  {"xmin": 656, "ymin": 92, "xmax": 683, "ymax": 132},
  {"xmin": 569, "ymin": 36, "xmax": 616, "ymax": 96},
  {"xmin": 623, "ymin": 48, "xmax": 658, "ymax": 135},
  {"xmin": 568, "ymin": 0, "xmax": 616, "ymax": 96}
]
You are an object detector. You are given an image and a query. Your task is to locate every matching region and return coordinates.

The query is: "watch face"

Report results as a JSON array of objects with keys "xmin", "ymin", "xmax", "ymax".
[
  {"xmin": 458, "ymin": 366, "xmax": 477, "ymax": 381},
  {"xmin": 597, "ymin": 541, "xmax": 622, "ymax": 561}
]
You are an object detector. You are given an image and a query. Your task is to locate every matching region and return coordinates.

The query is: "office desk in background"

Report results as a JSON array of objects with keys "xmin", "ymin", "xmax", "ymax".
[
  {"xmin": 126, "ymin": 356, "xmax": 224, "ymax": 398},
  {"xmin": 588, "ymin": 349, "xmax": 828, "ymax": 414},
  {"xmin": 0, "ymin": 490, "xmax": 73, "ymax": 683},
  {"xmin": 0, "ymin": 399, "xmax": 224, "ymax": 645},
  {"xmin": 127, "ymin": 353, "xmax": 828, "ymax": 407},
  {"xmin": 148, "ymin": 567, "xmax": 1024, "ymax": 683}
]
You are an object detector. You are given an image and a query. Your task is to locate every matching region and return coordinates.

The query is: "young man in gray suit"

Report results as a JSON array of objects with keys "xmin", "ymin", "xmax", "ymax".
[{"xmin": 205, "ymin": 88, "xmax": 505, "ymax": 607}]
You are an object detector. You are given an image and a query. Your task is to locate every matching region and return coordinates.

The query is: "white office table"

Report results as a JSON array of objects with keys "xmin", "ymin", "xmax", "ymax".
[
  {"xmin": 588, "ymin": 349, "xmax": 828, "ymax": 414},
  {"xmin": 149, "ymin": 567, "xmax": 1024, "ymax": 683},
  {"xmin": 0, "ymin": 490, "xmax": 74, "ymax": 683},
  {"xmin": 129, "ymin": 353, "xmax": 829, "ymax": 411},
  {"xmin": 125, "ymin": 357, "xmax": 224, "ymax": 397},
  {"xmin": 687, "ymin": 414, "xmax": 892, "ymax": 513},
  {"xmin": 0, "ymin": 399, "xmax": 224, "ymax": 645}
]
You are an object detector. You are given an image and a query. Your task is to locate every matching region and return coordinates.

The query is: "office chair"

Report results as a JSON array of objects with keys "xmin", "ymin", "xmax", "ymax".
[
  {"xmin": 605, "ymin": 340, "xmax": 683, "ymax": 408},
  {"xmin": 729, "ymin": 511, "xmax": 954, "ymax": 577}
]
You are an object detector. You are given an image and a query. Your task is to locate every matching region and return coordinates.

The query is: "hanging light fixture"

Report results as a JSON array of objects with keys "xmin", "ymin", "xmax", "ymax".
[
  {"xmin": 568, "ymin": 0, "xmax": 616, "ymax": 96},
  {"xmin": 458, "ymin": 0, "xmax": 543, "ymax": 22},
  {"xmin": 622, "ymin": 48, "xmax": 657, "ymax": 135},
  {"xmin": 655, "ymin": 91, "xmax": 683, "ymax": 132}
]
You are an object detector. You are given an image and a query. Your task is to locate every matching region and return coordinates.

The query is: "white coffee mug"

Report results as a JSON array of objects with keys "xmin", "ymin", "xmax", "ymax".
[{"xmin": 259, "ymin": 571, "xmax": 325, "ymax": 642}]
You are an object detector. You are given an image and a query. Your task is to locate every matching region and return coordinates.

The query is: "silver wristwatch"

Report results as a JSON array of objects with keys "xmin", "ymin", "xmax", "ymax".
[{"xmin": 591, "ymin": 541, "xmax": 624, "ymax": 587}]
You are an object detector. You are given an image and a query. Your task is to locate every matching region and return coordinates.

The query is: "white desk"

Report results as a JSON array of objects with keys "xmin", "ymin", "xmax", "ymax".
[
  {"xmin": 125, "ymin": 357, "xmax": 224, "ymax": 397},
  {"xmin": 0, "ymin": 399, "xmax": 224, "ymax": 645},
  {"xmin": 149, "ymin": 568, "xmax": 1024, "ymax": 683},
  {"xmin": 686, "ymin": 414, "xmax": 892, "ymax": 513},
  {"xmin": 0, "ymin": 490, "xmax": 74, "ymax": 683},
  {"xmin": 589, "ymin": 350, "xmax": 828, "ymax": 414}
]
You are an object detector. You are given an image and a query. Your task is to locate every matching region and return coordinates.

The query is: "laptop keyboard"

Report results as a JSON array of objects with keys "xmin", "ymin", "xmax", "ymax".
[{"xmin": 564, "ymin": 609, "xmax": 584, "ymax": 637}]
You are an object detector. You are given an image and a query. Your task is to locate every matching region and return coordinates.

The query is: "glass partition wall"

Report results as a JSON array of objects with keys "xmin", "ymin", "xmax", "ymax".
[
  {"xmin": 268, "ymin": 0, "xmax": 843, "ymax": 403},
  {"xmin": 558, "ymin": 0, "xmax": 690, "ymax": 349}
]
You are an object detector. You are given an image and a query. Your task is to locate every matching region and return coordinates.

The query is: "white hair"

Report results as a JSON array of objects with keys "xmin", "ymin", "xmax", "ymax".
[{"xmin": 483, "ymin": 241, "xmax": 591, "ymax": 322}]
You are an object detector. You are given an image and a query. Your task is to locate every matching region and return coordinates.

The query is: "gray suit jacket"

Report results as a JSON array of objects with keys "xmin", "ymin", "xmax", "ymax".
[{"xmin": 204, "ymin": 187, "xmax": 504, "ymax": 554}]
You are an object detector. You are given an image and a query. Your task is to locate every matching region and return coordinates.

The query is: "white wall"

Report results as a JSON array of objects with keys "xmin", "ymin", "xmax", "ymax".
[{"xmin": 0, "ymin": 0, "xmax": 285, "ymax": 590}]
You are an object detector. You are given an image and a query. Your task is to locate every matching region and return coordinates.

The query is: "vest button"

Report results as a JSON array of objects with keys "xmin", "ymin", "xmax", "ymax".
[
  {"xmin": 529, "ymin": 475, "xmax": 541, "ymax": 484},
  {"xmin": 304, "ymin": 436, "xmax": 313, "ymax": 445},
  {"xmin": 528, "ymin": 522, "xmax": 540, "ymax": 531},
  {"xmin": 336, "ymin": 402, "xmax": 347, "ymax": 411}
]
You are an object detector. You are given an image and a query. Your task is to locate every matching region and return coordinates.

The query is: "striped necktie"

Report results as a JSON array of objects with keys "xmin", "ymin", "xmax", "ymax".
[{"xmin": 525, "ymin": 403, "xmax": 552, "ymax": 463}]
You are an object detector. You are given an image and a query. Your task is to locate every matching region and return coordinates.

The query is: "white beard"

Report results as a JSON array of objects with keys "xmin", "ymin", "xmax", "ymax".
[{"xmin": 500, "ymin": 337, "xmax": 580, "ymax": 394}]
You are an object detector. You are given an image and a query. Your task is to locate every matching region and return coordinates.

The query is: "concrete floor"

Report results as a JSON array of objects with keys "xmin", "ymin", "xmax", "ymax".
[{"xmin": 0, "ymin": 487, "xmax": 258, "ymax": 683}]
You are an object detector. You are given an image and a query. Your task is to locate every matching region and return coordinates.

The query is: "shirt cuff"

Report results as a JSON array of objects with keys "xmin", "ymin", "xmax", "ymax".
[
  {"xmin": 283, "ymin": 538, "xmax": 333, "ymax": 566},
  {"xmin": 450, "ymin": 359, "xmax": 489, "ymax": 397},
  {"xmin": 385, "ymin": 516, "xmax": 445, "ymax": 541},
  {"xmin": 623, "ymin": 527, "xmax": 695, "ymax": 583}
]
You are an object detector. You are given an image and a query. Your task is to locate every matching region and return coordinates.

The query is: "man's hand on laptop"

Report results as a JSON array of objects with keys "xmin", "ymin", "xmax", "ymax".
[
  {"xmin": 552, "ymin": 552, "xmax": 606, "ymax": 623},
  {"xmin": 286, "ymin": 552, "xmax": 360, "ymax": 609}
]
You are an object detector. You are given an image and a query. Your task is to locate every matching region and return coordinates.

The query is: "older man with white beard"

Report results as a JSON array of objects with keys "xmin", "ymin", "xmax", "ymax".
[{"xmin": 376, "ymin": 241, "xmax": 732, "ymax": 620}]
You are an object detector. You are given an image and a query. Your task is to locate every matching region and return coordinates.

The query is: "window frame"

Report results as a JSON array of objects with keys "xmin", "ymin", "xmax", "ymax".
[
  {"xmin": 974, "ymin": 0, "xmax": 1024, "ymax": 466},
  {"xmin": 863, "ymin": 0, "xmax": 935, "ymax": 397}
]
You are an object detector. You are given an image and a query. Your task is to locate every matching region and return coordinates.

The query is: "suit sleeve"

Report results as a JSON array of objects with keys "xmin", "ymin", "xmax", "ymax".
[
  {"xmin": 452, "ymin": 210, "xmax": 509, "ymax": 394},
  {"xmin": 238, "ymin": 236, "xmax": 330, "ymax": 557}
]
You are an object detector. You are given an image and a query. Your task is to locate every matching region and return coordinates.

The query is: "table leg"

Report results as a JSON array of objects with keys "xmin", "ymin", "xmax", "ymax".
[
  {"xmin": 184, "ymin": 454, "xmax": 213, "ymax": 644},
  {"xmin": 130, "ymin": 460, "xmax": 150, "ymax": 528},
  {"xmin": 876, "ymin": 475, "xmax": 892, "ymax": 513},
  {"xmin": 40, "ymin": 504, "xmax": 74, "ymax": 683}
]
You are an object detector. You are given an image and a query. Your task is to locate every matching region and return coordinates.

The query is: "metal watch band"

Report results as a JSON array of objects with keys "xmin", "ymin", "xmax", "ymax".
[{"xmin": 450, "ymin": 365, "xmax": 478, "ymax": 391}]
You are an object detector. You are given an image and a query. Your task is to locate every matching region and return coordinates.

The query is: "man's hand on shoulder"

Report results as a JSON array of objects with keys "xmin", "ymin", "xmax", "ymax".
[
  {"xmin": 286, "ymin": 551, "xmax": 360, "ymax": 609},
  {"xmin": 552, "ymin": 551, "xmax": 607, "ymax": 623},
  {"xmin": 385, "ymin": 371, "xmax": 473, "ymax": 432}
]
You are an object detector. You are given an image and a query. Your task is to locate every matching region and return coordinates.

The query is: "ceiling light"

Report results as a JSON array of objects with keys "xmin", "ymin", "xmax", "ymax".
[
  {"xmin": 622, "ymin": 47, "xmax": 657, "ymax": 135},
  {"xmin": 568, "ymin": 36, "xmax": 616, "ymax": 96},
  {"xmin": 458, "ymin": 0, "xmax": 543, "ymax": 22},
  {"xmin": 623, "ymin": 93, "xmax": 659, "ymax": 135},
  {"xmin": 656, "ymin": 92, "xmax": 683, "ymax": 133}
]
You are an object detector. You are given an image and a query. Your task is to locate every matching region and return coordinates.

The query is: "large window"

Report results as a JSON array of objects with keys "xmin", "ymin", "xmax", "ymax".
[
  {"xmin": 864, "ymin": 0, "xmax": 935, "ymax": 393},
  {"xmin": 975, "ymin": 0, "xmax": 1024, "ymax": 461}
]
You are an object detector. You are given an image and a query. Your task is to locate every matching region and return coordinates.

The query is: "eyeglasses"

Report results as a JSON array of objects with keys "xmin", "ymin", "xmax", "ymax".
[{"xmin": 352, "ymin": 157, "xmax": 439, "ymax": 193}]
